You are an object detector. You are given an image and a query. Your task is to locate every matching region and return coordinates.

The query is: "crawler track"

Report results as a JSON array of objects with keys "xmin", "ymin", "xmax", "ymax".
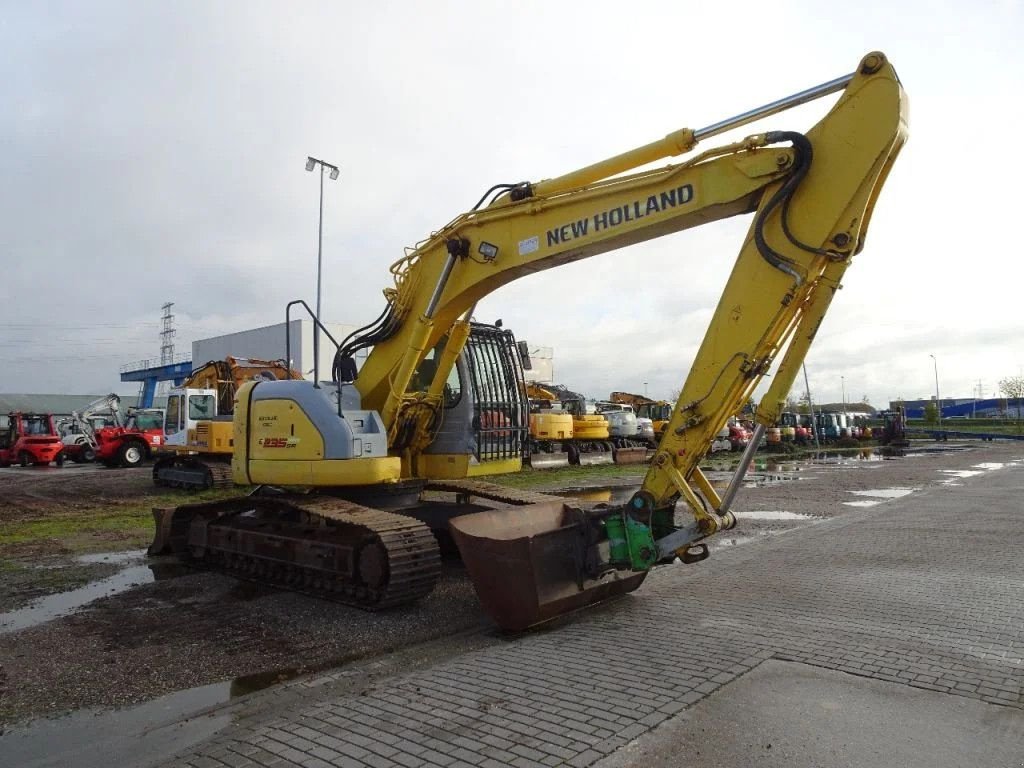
[
  {"xmin": 153, "ymin": 457, "xmax": 235, "ymax": 490},
  {"xmin": 150, "ymin": 495, "xmax": 441, "ymax": 610}
]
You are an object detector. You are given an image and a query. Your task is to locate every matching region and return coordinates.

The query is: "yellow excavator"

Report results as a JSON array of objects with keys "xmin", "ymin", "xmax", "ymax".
[
  {"xmin": 150, "ymin": 52, "xmax": 906, "ymax": 631},
  {"xmin": 525, "ymin": 382, "xmax": 614, "ymax": 468}
]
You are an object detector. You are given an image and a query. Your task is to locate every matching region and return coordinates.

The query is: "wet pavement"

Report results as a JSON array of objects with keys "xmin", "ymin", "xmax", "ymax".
[
  {"xmin": 0, "ymin": 550, "xmax": 152, "ymax": 633},
  {"xmin": 2, "ymin": 443, "xmax": 1022, "ymax": 767},
  {"xmin": 0, "ymin": 682, "xmax": 233, "ymax": 768},
  {"xmin": 109, "ymin": 445, "xmax": 1024, "ymax": 766},
  {"xmin": 597, "ymin": 660, "xmax": 1024, "ymax": 768}
]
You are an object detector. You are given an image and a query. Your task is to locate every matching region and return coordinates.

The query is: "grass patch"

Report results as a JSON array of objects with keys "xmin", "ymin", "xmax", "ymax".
[
  {"xmin": 480, "ymin": 464, "xmax": 648, "ymax": 490},
  {"xmin": 0, "ymin": 488, "xmax": 240, "ymax": 556}
]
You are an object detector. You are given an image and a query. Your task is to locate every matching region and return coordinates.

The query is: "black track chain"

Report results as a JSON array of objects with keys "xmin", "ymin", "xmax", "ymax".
[
  {"xmin": 173, "ymin": 495, "xmax": 441, "ymax": 610},
  {"xmin": 153, "ymin": 457, "xmax": 234, "ymax": 490}
]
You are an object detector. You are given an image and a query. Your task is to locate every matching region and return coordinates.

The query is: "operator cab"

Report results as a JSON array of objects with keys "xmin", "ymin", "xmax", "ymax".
[
  {"xmin": 419, "ymin": 322, "xmax": 529, "ymax": 475},
  {"xmin": 163, "ymin": 389, "xmax": 219, "ymax": 448}
]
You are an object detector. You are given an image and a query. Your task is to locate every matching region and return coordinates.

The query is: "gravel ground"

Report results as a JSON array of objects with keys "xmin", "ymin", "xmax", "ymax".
[
  {"xmin": 1, "ymin": 441, "xmax": 1019, "ymax": 727},
  {"xmin": 0, "ymin": 463, "xmax": 159, "ymax": 516}
]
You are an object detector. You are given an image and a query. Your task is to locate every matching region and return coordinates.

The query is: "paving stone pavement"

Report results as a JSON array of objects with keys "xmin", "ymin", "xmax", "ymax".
[{"xmin": 165, "ymin": 460, "xmax": 1024, "ymax": 768}]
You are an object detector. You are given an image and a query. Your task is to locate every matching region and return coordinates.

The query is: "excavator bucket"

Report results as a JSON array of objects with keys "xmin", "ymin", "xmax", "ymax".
[
  {"xmin": 449, "ymin": 501, "xmax": 647, "ymax": 631},
  {"xmin": 528, "ymin": 451, "xmax": 571, "ymax": 470},
  {"xmin": 149, "ymin": 506, "xmax": 186, "ymax": 555},
  {"xmin": 613, "ymin": 447, "xmax": 649, "ymax": 465},
  {"xmin": 577, "ymin": 447, "xmax": 614, "ymax": 466}
]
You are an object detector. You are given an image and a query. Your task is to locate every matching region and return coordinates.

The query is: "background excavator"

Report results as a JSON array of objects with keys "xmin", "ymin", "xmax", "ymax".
[
  {"xmin": 153, "ymin": 356, "xmax": 301, "ymax": 488},
  {"xmin": 593, "ymin": 400, "xmax": 655, "ymax": 458},
  {"xmin": 525, "ymin": 382, "xmax": 614, "ymax": 468},
  {"xmin": 610, "ymin": 391, "xmax": 673, "ymax": 442},
  {"xmin": 150, "ymin": 52, "xmax": 906, "ymax": 631}
]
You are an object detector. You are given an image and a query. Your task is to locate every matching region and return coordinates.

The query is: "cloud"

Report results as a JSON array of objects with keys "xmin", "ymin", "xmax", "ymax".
[{"xmin": 2, "ymin": 0, "xmax": 1022, "ymax": 411}]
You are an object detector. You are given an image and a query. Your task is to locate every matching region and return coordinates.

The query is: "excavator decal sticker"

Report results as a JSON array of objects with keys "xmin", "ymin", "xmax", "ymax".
[
  {"xmin": 258, "ymin": 437, "xmax": 300, "ymax": 448},
  {"xmin": 518, "ymin": 235, "xmax": 539, "ymax": 256},
  {"xmin": 546, "ymin": 183, "xmax": 693, "ymax": 247}
]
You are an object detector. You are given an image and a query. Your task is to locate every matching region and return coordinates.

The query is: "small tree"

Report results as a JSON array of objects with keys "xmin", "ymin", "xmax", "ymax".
[
  {"xmin": 998, "ymin": 376, "xmax": 1024, "ymax": 421},
  {"xmin": 923, "ymin": 401, "xmax": 939, "ymax": 425}
]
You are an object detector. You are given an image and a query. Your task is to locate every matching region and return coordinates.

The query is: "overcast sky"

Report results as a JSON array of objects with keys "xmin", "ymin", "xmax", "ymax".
[{"xmin": 3, "ymin": 1, "xmax": 1022, "ymax": 407}]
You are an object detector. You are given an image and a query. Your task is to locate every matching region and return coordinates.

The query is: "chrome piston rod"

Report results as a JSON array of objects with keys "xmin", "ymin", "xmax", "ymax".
[
  {"xmin": 718, "ymin": 423, "xmax": 767, "ymax": 515},
  {"xmin": 694, "ymin": 73, "xmax": 854, "ymax": 143}
]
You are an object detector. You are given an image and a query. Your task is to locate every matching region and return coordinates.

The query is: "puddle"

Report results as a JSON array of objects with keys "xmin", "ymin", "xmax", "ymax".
[
  {"xmin": 847, "ymin": 488, "xmax": 918, "ymax": 499},
  {"xmin": 77, "ymin": 549, "xmax": 146, "ymax": 566},
  {"xmin": 230, "ymin": 667, "xmax": 305, "ymax": 697},
  {"xmin": 0, "ymin": 682, "xmax": 232, "ymax": 768},
  {"xmin": 1, "ymin": 664, "xmax": 311, "ymax": 767},
  {"xmin": 0, "ymin": 551, "xmax": 153, "ymax": 634},
  {"xmin": 842, "ymin": 488, "xmax": 918, "ymax": 507},
  {"xmin": 743, "ymin": 472, "xmax": 801, "ymax": 488},
  {"xmin": 733, "ymin": 510, "xmax": 812, "ymax": 521},
  {"xmin": 938, "ymin": 461, "xmax": 1012, "ymax": 484},
  {"xmin": 711, "ymin": 530, "xmax": 774, "ymax": 548},
  {"xmin": 939, "ymin": 470, "xmax": 985, "ymax": 484},
  {"xmin": 552, "ymin": 487, "xmax": 638, "ymax": 504}
]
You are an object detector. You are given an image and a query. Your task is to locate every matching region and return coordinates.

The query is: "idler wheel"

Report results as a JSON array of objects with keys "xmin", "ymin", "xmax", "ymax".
[{"xmin": 357, "ymin": 542, "xmax": 388, "ymax": 588}]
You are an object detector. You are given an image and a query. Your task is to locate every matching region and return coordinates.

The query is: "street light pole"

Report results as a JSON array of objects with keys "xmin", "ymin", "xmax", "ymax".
[
  {"xmin": 305, "ymin": 156, "xmax": 339, "ymax": 383},
  {"xmin": 803, "ymin": 363, "xmax": 821, "ymax": 451},
  {"xmin": 929, "ymin": 354, "xmax": 942, "ymax": 428}
]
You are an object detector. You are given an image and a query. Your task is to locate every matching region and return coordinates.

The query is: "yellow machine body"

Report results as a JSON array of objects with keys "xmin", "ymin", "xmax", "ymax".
[
  {"xmin": 231, "ymin": 385, "xmax": 402, "ymax": 486},
  {"xmin": 571, "ymin": 414, "xmax": 609, "ymax": 441},
  {"xmin": 190, "ymin": 421, "xmax": 233, "ymax": 456},
  {"xmin": 530, "ymin": 412, "xmax": 574, "ymax": 441}
]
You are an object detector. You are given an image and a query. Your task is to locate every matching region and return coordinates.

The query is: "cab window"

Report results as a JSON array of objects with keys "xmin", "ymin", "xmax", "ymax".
[
  {"xmin": 135, "ymin": 412, "xmax": 163, "ymax": 431},
  {"xmin": 189, "ymin": 394, "xmax": 216, "ymax": 420},
  {"xmin": 411, "ymin": 339, "xmax": 462, "ymax": 409},
  {"xmin": 164, "ymin": 396, "xmax": 181, "ymax": 435}
]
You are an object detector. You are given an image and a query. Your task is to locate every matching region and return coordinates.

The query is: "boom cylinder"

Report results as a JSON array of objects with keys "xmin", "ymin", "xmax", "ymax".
[
  {"xmin": 718, "ymin": 423, "xmax": 766, "ymax": 515},
  {"xmin": 694, "ymin": 74, "xmax": 854, "ymax": 142}
]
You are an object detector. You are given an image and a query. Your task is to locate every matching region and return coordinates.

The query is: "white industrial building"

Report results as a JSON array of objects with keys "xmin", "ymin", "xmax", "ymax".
[{"xmin": 192, "ymin": 321, "xmax": 554, "ymax": 384}]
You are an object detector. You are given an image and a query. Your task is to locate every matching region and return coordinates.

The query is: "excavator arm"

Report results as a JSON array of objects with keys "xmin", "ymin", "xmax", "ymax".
[
  {"xmin": 184, "ymin": 356, "xmax": 301, "ymax": 416},
  {"xmin": 525, "ymin": 382, "xmax": 559, "ymax": 404},
  {"xmin": 441, "ymin": 52, "xmax": 905, "ymax": 629},
  {"xmin": 610, "ymin": 392, "xmax": 655, "ymax": 409},
  {"xmin": 347, "ymin": 54, "xmax": 906, "ymax": 505}
]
